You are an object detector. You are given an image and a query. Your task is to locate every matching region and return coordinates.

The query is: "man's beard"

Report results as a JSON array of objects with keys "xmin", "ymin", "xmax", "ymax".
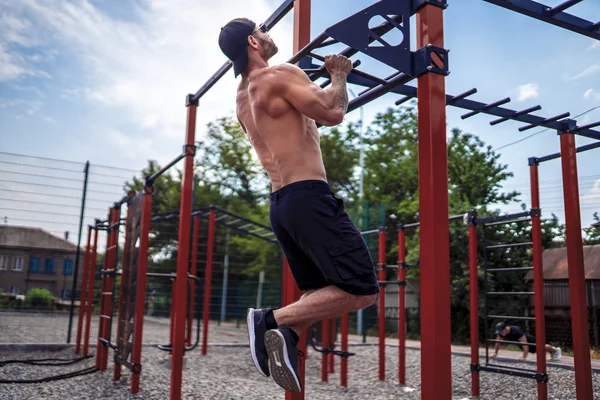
[{"xmin": 259, "ymin": 37, "xmax": 278, "ymax": 60}]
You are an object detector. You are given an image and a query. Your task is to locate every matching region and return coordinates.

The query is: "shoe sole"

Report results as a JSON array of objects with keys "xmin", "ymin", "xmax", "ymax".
[
  {"xmin": 264, "ymin": 330, "xmax": 301, "ymax": 393},
  {"xmin": 246, "ymin": 308, "xmax": 269, "ymax": 378}
]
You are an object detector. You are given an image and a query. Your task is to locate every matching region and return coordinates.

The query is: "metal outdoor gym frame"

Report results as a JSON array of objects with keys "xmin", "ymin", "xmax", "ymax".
[{"xmin": 75, "ymin": 0, "xmax": 599, "ymax": 398}]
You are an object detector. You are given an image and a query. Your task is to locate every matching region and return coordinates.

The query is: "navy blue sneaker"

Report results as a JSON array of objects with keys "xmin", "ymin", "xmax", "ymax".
[
  {"xmin": 264, "ymin": 326, "xmax": 302, "ymax": 393},
  {"xmin": 246, "ymin": 308, "xmax": 270, "ymax": 377}
]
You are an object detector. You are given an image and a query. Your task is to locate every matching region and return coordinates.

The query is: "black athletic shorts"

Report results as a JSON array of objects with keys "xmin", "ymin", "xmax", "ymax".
[{"xmin": 269, "ymin": 180, "xmax": 380, "ymax": 296}]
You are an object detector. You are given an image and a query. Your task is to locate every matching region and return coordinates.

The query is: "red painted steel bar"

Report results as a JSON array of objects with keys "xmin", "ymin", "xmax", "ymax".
[
  {"xmin": 468, "ymin": 219, "xmax": 479, "ymax": 397},
  {"xmin": 397, "ymin": 228, "xmax": 406, "ymax": 385},
  {"xmin": 286, "ymin": 1, "xmax": 310, "ymax": 399},
  {"xmin": 201, "ymin": 209, "xmax": 216, "ymax": 356},
  {"xmin": 378, "ymin": 227, "xmax": 386, "ymax": 381},
  {"xmin": 75, "ymin": 226, "xmax": 92, "ymax": 354},
  {"xmin": 131, "ymin": 189, "xmax": 152, "ymax": 394},
  {"xmin": 83, "ymin": 227, "xmax": 99, "ymax": 357},
  {"xmin": 529, "ymin": 164, "xmax": 548, "ymax": 400},
  {"xmin": 416, "ymin": 4, "xmax": 451, "ymax": 399},
  {"xmin": 187, "ymin": 216, "xmax": 200, "ymax": 347},
  {"xmin": 114, "ymin": 204, "xmax": 132, "ymax": 382},
  {"xmin": 321, "ymin": 319, "xmax": 330, "ymax": 382},
  {"xmin": 170, "ymin": 279, "xmax": 176, "ymax": 348},
  {"xmin": 559, "ymin": 133, "xmax": 593, "ymax": 400},
  {"xmin": 328, "ymin": 318, "xmax": 335, "ymax": 374},
  {"xmin": 170, "ymin": 103, "xmax": 198, "ymax": 400},
  {"xmin": 340, "ymin": 313, "xmax": 349, "ymax": 387}
]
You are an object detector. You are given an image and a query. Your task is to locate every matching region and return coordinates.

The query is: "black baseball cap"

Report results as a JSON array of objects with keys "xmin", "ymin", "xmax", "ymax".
[
  {"xmin": 495, "ymin": 322, "xmax": 507, "ymax": 335},
  {"xmin": 219, "ymin": 18, "xmax": 256, "ymax": 77}
]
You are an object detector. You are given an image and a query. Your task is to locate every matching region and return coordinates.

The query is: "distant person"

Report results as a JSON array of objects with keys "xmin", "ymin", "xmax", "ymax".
[{"xmin": 491, "ymin": 322, "xmax": 561, "ymax": 361}]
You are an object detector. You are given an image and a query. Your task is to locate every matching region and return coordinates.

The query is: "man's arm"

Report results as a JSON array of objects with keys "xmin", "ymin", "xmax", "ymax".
[
  {"xmin": 275, "ymin": 56, "xmax": 352, "ymax": 127},
  {"xmin": 518, "ymin": 335, "xmax": 529, "ymax": 360},
  {"xmin": 490, "ymin": 335, "xmax": 502, "ymax": 358}
]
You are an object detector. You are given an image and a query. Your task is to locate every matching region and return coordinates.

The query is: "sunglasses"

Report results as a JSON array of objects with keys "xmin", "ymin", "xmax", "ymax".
[{"xmin": 252, "ymin": 23, "xmax": 267, "ymax": 34}]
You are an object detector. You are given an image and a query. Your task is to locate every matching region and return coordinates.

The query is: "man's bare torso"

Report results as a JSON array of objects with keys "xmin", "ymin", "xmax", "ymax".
[{"xmin": 236, "ymin": 66, "xmax": 327, "ymax": 192}]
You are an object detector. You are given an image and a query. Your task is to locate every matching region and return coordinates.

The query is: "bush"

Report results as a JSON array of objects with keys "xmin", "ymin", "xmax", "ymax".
[{"xmin": 25, "ymin": 288, "xmax": 55, "ymax": 310}]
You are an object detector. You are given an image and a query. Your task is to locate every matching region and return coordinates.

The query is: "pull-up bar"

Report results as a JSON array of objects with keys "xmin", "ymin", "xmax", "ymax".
[{"xmin": 530, "ymin": 140, "xmax": 600, "ymax": 164}]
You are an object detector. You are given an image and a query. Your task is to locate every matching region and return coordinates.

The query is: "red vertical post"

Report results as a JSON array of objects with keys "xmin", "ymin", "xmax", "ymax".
[
  {"xmin": 169, "ymin": 101, "xmax": 198, "ymax": 400},
  {"xmin": 83, "ymin": 226, "xmax": 99, "ymax": 357},
  {"xmin": 201, "ymin": 209, "xmax": 216, "ymax": 356},
  {"xmin": 468, "ymin": 215, "xmax": 479, "ymax": 398},
  {"xmin": 529, "ymin": 163, "xmax": 548, "ymax": 400},
  {"xmin": 559, "ymin": 133, "xmax": 593, "ymax": 400},
  {"xmin": 377, "ymin": 227, "xmax": 386, "ymax": 381},
  {"xmin": 416, "ymin": 4, "xmax": 451, "ymax": 400},
  {"xmin": 131, "ymin": 188, "xmax": 152, "ymax": 394},
  {"xmin": 397, "ymin": 227, "xmax": 406, "ymax": 385},
  {"xmin": 170, "ymin": 280, "xmax": 176, "ymax": 347},
  {"xmin": 321, "ymin": 319, "xmax": 330, "ymax": 382},
  {"xmin": 286, "ymin": 1, "xmax": 310, "ymax": 399},
  {"xmin": 114, "ymin": 201, "xmax": 132, "ymax": 382},
  {"xmin": 340, "ymin": 313, "xmax": 349, "ymax": 387},
  {"xmin": 75, "ymin": 226, "xmax": 92, "ymax": 354},
  {"xmin": 328, "ymin": 318, "xmax": 335, "ymax": 374},
  {"xmin": 187, "ymin": 216, "xmax": 200, "ymax": 347}
]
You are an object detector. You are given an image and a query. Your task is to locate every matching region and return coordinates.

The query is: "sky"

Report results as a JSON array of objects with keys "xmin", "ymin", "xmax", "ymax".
[{"xmin": 1, "ymin": 0, "xmax": 599, "ymax": 231}]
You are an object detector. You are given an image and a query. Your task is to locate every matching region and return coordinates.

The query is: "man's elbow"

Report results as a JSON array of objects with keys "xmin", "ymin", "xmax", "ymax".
[{"xmin": 320, "ymin": 109, "xmax": 345, "ymax": 126}]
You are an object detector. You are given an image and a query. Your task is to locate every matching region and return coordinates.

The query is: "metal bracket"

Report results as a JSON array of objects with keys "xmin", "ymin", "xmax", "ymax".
[
  {"xmin": 528, "ymin": 157, "xmax": 539, "ymax": 166},
  {"xmin": 412, "ymin": 0, "xmax": 448, "ymax": 12},
  {"xmin": 183, "ymin": 144, "xmax": 196, "ymax": 157},
  {"xmin": 325, "ymin": 0, "xmax": 412, "ymax": 75},
  {"xmin": 536, "ymin": 373, "xmax": 548, "ymax": 383},
  {"xmin": 530, "ymin": 208, "xmax": 541, "ymax": 218},
  {"xmin": 413, "ymin": 44, "xmax": 449, "ymax": 77},
  {"xmin": 131, "ymin": 363, "xmax": 142, "ymax": 374},
  {"xmin": 470, "ymin": 363, "xmax": 480, "ymax": 372},
  {"xmin": 186, "ymin": 93, "xmax": 199, "ymax": 107},
  {"xmin": 556, "ymin": 118, "xmax": 577, "ymax": 134}
]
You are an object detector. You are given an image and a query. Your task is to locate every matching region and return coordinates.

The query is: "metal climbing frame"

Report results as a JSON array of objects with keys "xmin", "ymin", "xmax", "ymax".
[{"xmin": 468, "ymin": 209, "xmax": 548, "ymax": 400}]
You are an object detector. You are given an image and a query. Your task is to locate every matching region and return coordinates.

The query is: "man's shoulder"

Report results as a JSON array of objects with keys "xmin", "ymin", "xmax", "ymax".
[{"xmin": 264, "ymin": 63, "xmax": 304, "ymax": 79}]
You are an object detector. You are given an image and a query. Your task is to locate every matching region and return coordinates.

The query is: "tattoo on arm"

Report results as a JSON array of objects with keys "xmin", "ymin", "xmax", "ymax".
[{"xmin": 332, "ymin": 73, "xmax": 349, "ymax": 114}]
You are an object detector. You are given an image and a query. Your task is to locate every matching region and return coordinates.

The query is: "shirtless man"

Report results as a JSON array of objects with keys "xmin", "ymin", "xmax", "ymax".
[{"xmin": 219, "ymin": 18, "xmax": 379, "ymax": 392}]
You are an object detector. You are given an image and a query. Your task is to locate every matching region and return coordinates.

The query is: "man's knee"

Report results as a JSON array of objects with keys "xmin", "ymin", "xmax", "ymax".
[{"xmin": 356, "ymin": 293, "xmax": 377, "ymax": 309}]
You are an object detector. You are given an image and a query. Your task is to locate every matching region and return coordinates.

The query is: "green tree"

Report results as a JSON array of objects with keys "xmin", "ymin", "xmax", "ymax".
[{"xmin": 584, "ymin": 213, "xmax": 600, "ymax": 245}]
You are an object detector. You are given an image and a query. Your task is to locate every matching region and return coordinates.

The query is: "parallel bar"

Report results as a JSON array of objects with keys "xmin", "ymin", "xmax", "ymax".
[
  {"xmin": 486, "ymin": 267, "xmax": 534, "ymax": 272},
  {"xmin": 531, "ymin": 140, "xmax": 600, "ymax": 164},
  {"xmin": 361, "ymin": 229, "xmax": 380, "ymax": 236},
  {"xmin": 482, "ymin": 363, "xmax": 541, "ymax": 373},
  {"xmin": 83, "ymin": 227, "xmax": 99, "ymax": 357},
  {"xmin": 486, "ymin": 292, "xmax": 535, "ymax": 295},
  {"xmin": 484, "ymin": 218, "xmax": 531, "ymax": 227},
  {"xmin": 490, "ymin": 105, "xmax": 541, "ymax": 126},
  {"xmin": 546, "ymin": 0, "xmax": 583, "ymax": 17},
  {"xmin": 577, "ymin": 120, "xmax": 600, "ymax": 131},
  {"xmin": 485, "ymin": 242, "xmax": 532, "ymax": 249},
  {"xmin": 487, "ymin": 314, "xmax": 536, "ymax": 321},
  {"xmin": 478, "ymin": 211, "xmax": 533, "ymax": 225},
  {"xmin": 560, "ymin": 132, "xmax": 593, "ymax": 399},
  {"xmin": 483, "ymin": 0, "xmax": 600, "ymax": 41},
  {"xmin": 75, "ymin": 226, "xmax": 92, "ymax": 355},
  {"xmin": 519, "ymin": 112, "xmax": 570, "ymax": 132},
  {"xmin": 417, "ymin": 5, "xmax": 451, "ymax": 400},
  {"xmin": 147, "ymin": 153, "xmax": 185, "ymax": 182},
  {"xmin": 478, "ymin": 365, "xmax": 539, "ymax": 380},
  {"xmin": 398, "ymin": 228, "xmax": 407, "ymax": 386},
  {"xmin": 187, "ymin": 216, "xmax": 200, "ymax": 348},
  {"xmin": 201, "ymin": 210, "xmax": 216, "ymax": 356},
  {"xmin": 487, "ymin": 339, "xmax": 536, "ymax": 346},
  {"xmin": 461, "ymin": 97, "xmax": 511, "ymax": 119},
  {"xmin": 448, "ymin": 88, "xmax": 477, "ymax": 104}
]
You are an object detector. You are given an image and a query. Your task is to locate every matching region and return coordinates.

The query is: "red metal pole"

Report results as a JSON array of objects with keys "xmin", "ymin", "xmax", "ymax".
[
  {"xmin": 559, "ymin": 133, "xmax": 593, "ymax": 400},
  {"xmin": 131, "ymin": 189, "xmax": 152, "ymax": 394},
  {"xmin": 187, "ymin": 216, "xmax": 200, "ymax": 347},
  {"xmin": 201, "ymin": 209, "xmax": 216, "ymax": 356},
  {"xmin": 378, "ymin": 227, "xmax": 386, "ymax": 381},
  {"xmin": 286, "ymin": 1, "xmax": 310, "ymax": 398},
  {"xmin": 83, "ymin": 227, "xmax": 99, "ymax": 357},
  {"xmin": 170, "ymin": 279, "xmax": 176, "ymax": 347},
  {"xmin": 529, "ymin": 164, "xmax": 548, "ymax": 400},
  {"xmin": 95, "ymin": 218, "xmax": 111, "ymax": 370},
  {"xmin": 170, "ymin": 102, "xmax": 198, "ymax": 400},
  {"xmin": 75, "ymin": 226, "xmax": 92, "ymax": 355},
  {"xmin": 397, "ymin": 228, "xmax": 406, "ymax": 385},
  {"xmin": 340, "ymin": 313, "xmax": 349, "ymax": 387},
  {"xmin": 321, "ymin": 319, "xmax": 330, "ymax": 382},
  {"xmin": 417, "ymin": 4, "xmax": 451, "ymax": 400},
  {"xmin": 328, "ymin": 318, "xmax": 335, "ymax": 374},
  {"xmin": 468, "ymin": 217, "xmax": 480, "ymax": 398},
  {"xmin": 114, "ymin": 202, "xmax": 132, "ymax": 382}
]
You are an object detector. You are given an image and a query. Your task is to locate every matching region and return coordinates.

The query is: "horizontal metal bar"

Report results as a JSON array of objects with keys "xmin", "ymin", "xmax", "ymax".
[
  {"xmin": 484, "ymin": 218, "xmax": 531, "ymax": 227},
  {"xmin": 478, "ymin": 365, "xmax": 539, "ymax": 380},
  {"xmin": 487, "ymin": 339, "xmax": 536, "ymax": 347},
  {"xmin": 490, "ymin": 105, "xmax": 542, "ymax": 126},
  {"xmin": 577, "ymin": 120, "xmax": 600, "ymax": 131},
  {"xmin": 518, "ymin": 112, "xmax": 570, "ymax": 132},
  {"xmin": 101, "ymin": 292, "xmax": 113, "ymax": 296},
  {"xmin": 545, "ymin": 0, "xmax": 583, "ymax": 17},
  {"xmin": 395, "ymin": 96, "xmax": 413, "ymax": 106},
  {"xmin": 100, "ymin": 315, "xmax": 111, "ymax": 320},
  {"xmin": 486, "ymin": 292, "xmax": 535, "ymax": 296},
  {"xmin": 486, "ymin": 242, "xmax": 532, "ymax": 250},
  {"xmin": 487, "ymin": 314, "xmax": 536, "ymax": 321},
  {"xmin": 191, "ymin": 0, "xmax": 294, "ymax": 102},
  {"xmin": 486, "ymin": 267, "xmax": 534, "ymax": 273},
  {"xmin": 483, "ymin": 0, "xmax": 600, "ymax": 41},
  {"xmin": 478, "ymin": 211, "xmax": 533, "ymax": 225},
  {"xmin": 98, "ymin": 337, "xmax": 118, "ymax": 349},
  {"xmin": 147, "ymin": 153, "xmax": 185, "ymax": 183},
  {"xmin": 449, "ymin": 214, "xmax": 467, "ymax": 221},
  {"xmin": 448, "ymin": 88, "xmax": 477, "ymax": 104},
  {"xmin": 361, "ymin": 229, "xmax": 380, "ymax": 236},
  {"xmin": 401, "ymin": 222, "xmax": 420, "ymax": 229},
  {"xmin": 461, "ymin": 97, "xmax": 511, "ymax": 119},
  {"xmin": 146, "ymin": 273, "xmax": 176, "ymax": 279}
]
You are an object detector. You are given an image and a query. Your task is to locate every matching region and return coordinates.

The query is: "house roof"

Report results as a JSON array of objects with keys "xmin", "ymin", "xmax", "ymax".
[
  {"xmin": 0, "ymin": 226, "xmax": 77, "ymax": 252},
  {"xmin": 525, "ymin": 245, "xmax": 600, "ymax": 280}
]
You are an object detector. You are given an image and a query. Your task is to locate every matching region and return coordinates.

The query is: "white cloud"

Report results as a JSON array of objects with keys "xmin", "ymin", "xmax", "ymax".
[
  {"xmin": 583, "ymin": 88, "xmax": 600, "ymax": 101},
  {"xmin": 517, "ymin": 83, "xmax": 539, "ymax": 102},
  {"xmin": 581, "ymin": 179, "xmax": 600, "ymax": 205},
  {"xmin": 0, "ymin": 0, "xmax": 294, "ymax": 160},
  {"xmin": 42, "ymin": 116, "xmax": 57, "ymax": 124},
  {"xmin": 568, "ymin": 64, "xmax": 600, "ymax": 81},
  {"xmin": 589, "ymin": 41, "xmax": 600, "ymax": 50}
]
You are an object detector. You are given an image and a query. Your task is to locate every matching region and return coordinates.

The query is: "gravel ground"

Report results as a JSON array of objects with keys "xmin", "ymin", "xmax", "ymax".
[{"xmin": 2, "ymin": 345, "xmax": 600, "ymax": 399}]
